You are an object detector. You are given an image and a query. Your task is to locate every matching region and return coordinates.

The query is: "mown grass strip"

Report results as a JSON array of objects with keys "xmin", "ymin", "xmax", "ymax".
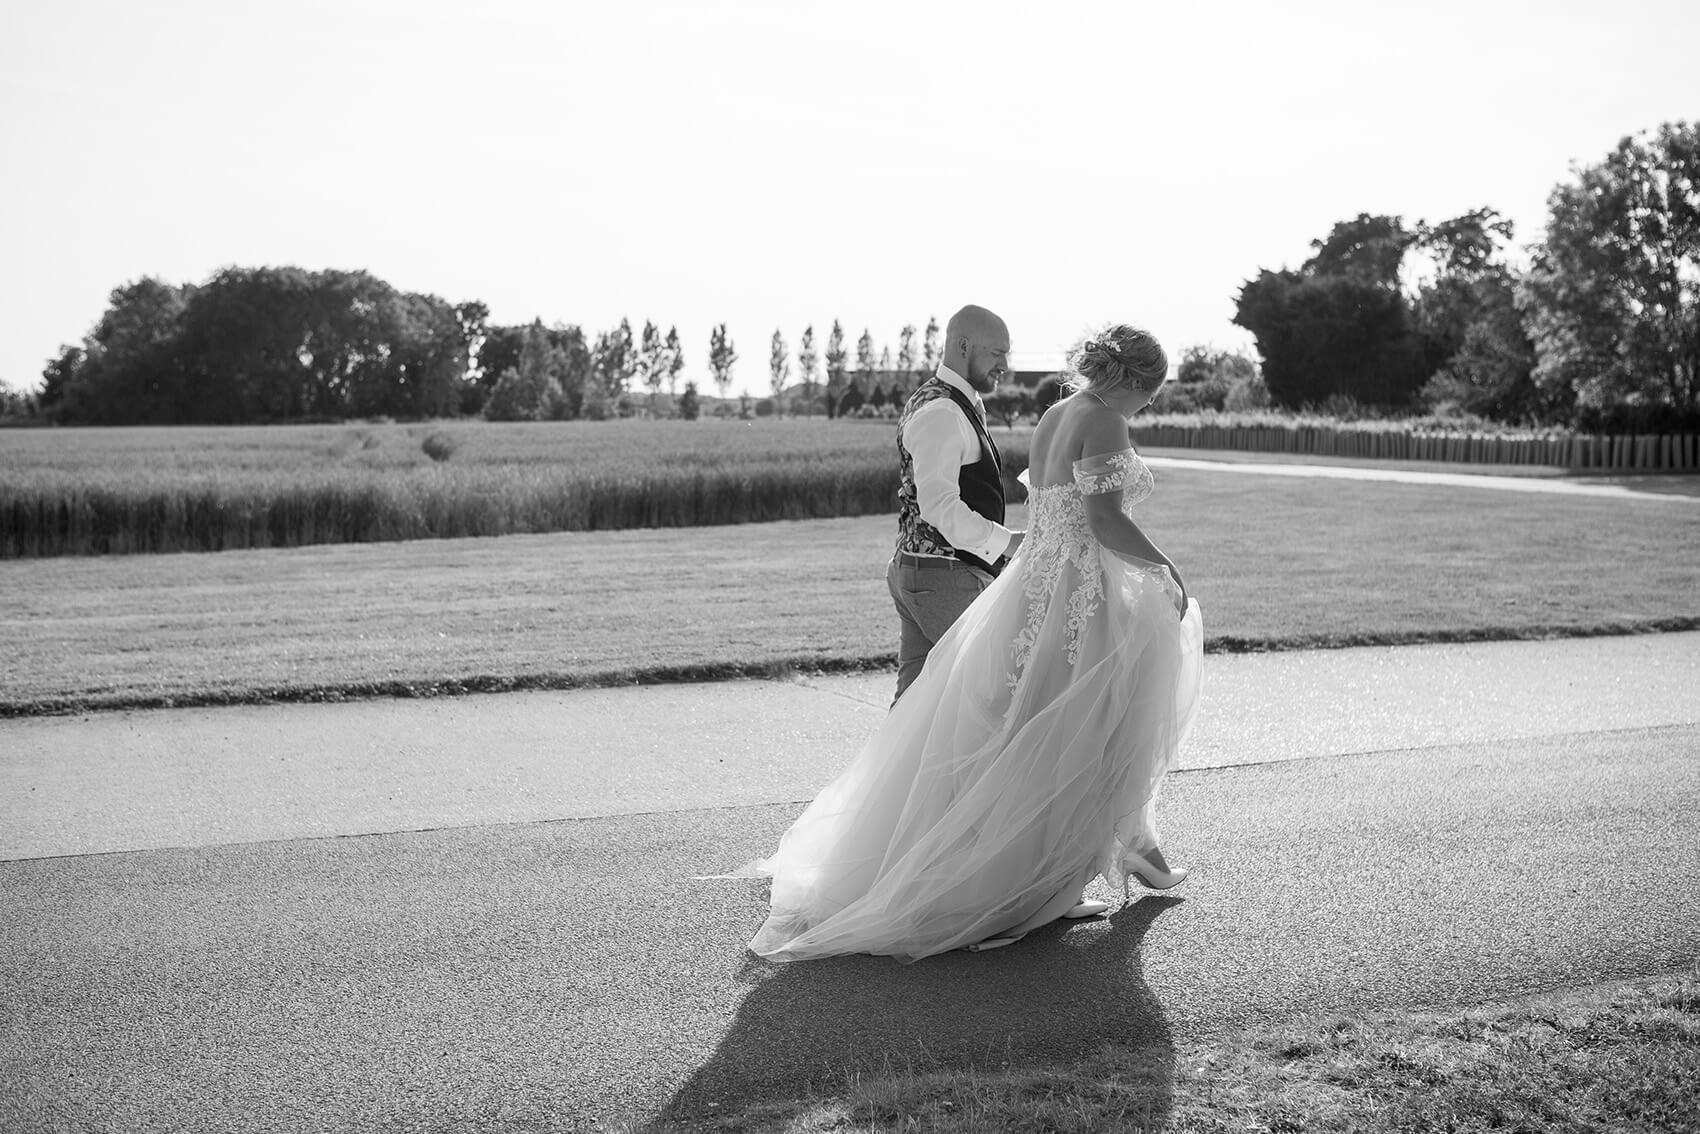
[
  {"xmin": 648, "ymin": 969, "xmax": 1700, "ymax": 1133},
  {"xmin": 8, "ymin": 617, "xmax": 1700, "ymax": 718},
  {"xmin": 4, "ymin": 471, "xmax": 1696, "ymax": 715}
]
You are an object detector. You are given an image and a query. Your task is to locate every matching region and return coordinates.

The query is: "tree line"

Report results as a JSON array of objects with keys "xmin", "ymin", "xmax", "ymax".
[
  {"xmin": 23, "ymin": 264, "xmax": 953, "ymax": 426},
  {"xmin": 35, "ymin": 268, "xmax": 484, "ymax": 425},
  {"xmin": 16, "ymin": 121, "xmax": 1696, "ymax": 430},
  {"xmin": 1233, "ymin": 121, "xmax": 1699, "ymax": 431},
  {"xmin": 462, "ymin": 315, "xmax": 947, "ymax": 423}
]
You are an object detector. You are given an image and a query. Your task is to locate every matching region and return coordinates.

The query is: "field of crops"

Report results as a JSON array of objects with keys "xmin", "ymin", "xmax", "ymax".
[{"xmin": 0, "ymin": 419, "xmax": 1032, "ymax": 558}]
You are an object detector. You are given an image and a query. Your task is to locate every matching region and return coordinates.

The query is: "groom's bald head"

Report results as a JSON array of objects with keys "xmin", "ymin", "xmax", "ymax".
[{"xmin": 943, "ymin": 305, "xmax": 1010, "ymax": 394}]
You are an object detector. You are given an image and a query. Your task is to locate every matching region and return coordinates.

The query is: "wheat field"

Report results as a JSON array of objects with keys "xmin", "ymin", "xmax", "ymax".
[{"xmin": 0, "ymin": 419, "xmax": 1034, "ymax": 558}]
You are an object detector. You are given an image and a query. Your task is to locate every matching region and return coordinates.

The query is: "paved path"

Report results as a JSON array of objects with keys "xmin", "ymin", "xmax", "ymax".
[
  {"xmin": 1146, "ymin": 455, "xmax": 1700, "ymax": 501},
  {"xmin": 3, "ymin": 634, "xmax": 1699, "ymax": 1131},
  {"xmin": 6, "ymin": 633, "xmax": 1698, "ymax": 860}
]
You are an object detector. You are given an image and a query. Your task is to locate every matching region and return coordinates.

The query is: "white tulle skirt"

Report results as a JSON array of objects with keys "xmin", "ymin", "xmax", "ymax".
[{"xmin": 742, "ymin": 547, "xmax": 1203, "ymax": 963}]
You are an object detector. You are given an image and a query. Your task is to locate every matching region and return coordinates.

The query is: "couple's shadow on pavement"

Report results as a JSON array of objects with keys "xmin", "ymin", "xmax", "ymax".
[{"xmin": 658, "ymin": 894, "xmax": 1181, "ymax": 1128}]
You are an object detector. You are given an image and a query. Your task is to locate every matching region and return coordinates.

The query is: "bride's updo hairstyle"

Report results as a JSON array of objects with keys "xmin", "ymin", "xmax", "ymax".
[{"xmin": 1065, "ymin": 324, "xmax": 1168, "ymax": 396}]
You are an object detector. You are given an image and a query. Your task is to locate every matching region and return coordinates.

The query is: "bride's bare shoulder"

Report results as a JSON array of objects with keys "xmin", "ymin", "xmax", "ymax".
[{"xmin": 1044, "ymin": 394, "xmax": 1127, "ymax": 462}]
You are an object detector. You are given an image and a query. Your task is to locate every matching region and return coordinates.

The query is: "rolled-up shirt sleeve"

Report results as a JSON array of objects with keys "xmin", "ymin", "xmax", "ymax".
[{"xmin": 902, "ymin": 400, "xmax": 1015, "ymax": 563}]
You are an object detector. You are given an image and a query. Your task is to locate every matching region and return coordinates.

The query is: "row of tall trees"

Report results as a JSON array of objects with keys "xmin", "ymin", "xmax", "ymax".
[
  {"xmin": 767, "ymin": 318, "xmax": 945, "ymax": 418},
  {"xmin": 474, "ymin": 316, "xmax": 946, "ymax": 423},
  {"xmin": 1235, "ymin": 121, "xmax": 1698, "ymax": 428}
]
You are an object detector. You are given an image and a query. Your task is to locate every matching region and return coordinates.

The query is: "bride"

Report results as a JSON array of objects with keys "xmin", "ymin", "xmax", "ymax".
[{"xmin": 741, "ymin": 324, "xmax": 1203, "ymax": 963}]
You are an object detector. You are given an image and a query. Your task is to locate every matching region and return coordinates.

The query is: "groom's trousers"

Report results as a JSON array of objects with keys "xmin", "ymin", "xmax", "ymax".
[{"xmin": 887, "ymin": 551, "xmax": 993, "ymax": 705}]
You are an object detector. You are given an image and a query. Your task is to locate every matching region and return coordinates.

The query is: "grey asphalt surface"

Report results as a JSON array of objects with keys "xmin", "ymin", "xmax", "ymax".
[{"xmin": 3, "ymin": 634, "xmax": 1699, "ymax": 1131}]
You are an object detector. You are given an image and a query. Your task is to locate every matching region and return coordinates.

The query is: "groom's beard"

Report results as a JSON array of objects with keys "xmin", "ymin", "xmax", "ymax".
[{"xmin": 968, "ymin": 365, "xmax": 1004, "ymax": 393}]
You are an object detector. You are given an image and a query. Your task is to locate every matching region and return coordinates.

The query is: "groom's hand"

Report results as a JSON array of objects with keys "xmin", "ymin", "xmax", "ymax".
[{"xmin": 1006, "ymin": 530, "xmax": 1025, "ymax": 557}]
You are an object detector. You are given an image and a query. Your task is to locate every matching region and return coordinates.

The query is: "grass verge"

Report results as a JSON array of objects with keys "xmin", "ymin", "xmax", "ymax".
[
  {"xmin": 646, "ymin": 969, "xmax": 1700, "ymax": 1133},
  {"xmin": 3, "ymin": 469, "xmax": 1698, "ymax": 715}
]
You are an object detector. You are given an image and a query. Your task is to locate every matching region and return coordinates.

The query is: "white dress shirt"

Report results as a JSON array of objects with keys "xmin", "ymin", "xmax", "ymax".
[{"xmin": 902, "ymin": 364, "xmax": 1016, "ymax": 563}]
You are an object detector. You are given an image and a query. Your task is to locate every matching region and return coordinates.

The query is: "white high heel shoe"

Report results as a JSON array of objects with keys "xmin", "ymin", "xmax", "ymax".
[{"xmin": 1123, "ymin": 847, "xmax": 1189, "ymax": 892}]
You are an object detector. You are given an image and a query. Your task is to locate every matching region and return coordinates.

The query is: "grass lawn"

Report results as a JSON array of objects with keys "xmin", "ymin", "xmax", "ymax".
[
  {"xmin": 659, "ymin": 969, "xmax": 1700, "ymax": 1133},
  {"xmin": 4, "ymin": 468, "xmax": 1696, "ymax": 714}
]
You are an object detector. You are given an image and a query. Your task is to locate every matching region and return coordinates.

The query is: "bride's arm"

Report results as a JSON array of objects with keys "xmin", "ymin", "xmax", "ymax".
[
  {"xmin": 1084, "ymin": 493, "xmax": 1180, "ymax": 581},
  {"xmin": 1076, "ymin": 412, "xmax": 1188, "ymax": 610}
]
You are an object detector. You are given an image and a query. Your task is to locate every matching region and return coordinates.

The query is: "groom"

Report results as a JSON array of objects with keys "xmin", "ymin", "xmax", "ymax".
[{"xmin": 887, "ymin": 304, "xmax": 1024, "ymax": 703}]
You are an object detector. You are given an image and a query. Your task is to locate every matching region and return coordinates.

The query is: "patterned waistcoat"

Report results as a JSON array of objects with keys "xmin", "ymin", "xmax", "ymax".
[{"xmin": 895, "ymin": 378, "xmax": 1006, "ymax": 574}]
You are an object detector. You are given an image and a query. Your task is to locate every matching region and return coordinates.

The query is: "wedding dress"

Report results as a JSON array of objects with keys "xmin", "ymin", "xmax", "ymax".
[{"xmin": 743, "ymin": 447, "xmax": 1203, "ymax": 963}]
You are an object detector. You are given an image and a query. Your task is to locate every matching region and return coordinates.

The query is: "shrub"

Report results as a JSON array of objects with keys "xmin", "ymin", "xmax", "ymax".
[
  {"xmin": 484, "ymin": 366, "xmax": 556, "ymax": 421},
  {"xmin": 421, "ymin": 432, "xmax": 458, "ymax": 462},
  {"xmin": 1223, "ymin": 375, "xmax": 1273, "ymax": 411}
]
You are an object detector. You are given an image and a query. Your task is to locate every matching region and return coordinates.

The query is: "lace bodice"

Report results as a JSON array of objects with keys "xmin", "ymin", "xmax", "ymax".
[
  {"xmin": 1009, "ymin": 448, "xmax": 1159, "ymax": 681},
  {"xmin": 1022, "ymin": 447, "xmax": 1154, "ymax": 555}
]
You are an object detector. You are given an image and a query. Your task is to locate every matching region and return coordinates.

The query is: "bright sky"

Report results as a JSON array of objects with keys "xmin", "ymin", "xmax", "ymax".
[{"xmin": 2, "ymin": 0, "xmax": 1696, "ymax": 398}]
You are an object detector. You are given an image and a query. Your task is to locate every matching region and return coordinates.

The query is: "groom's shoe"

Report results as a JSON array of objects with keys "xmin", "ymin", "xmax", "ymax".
[
  {"xmin": 1063, "ymin": 900, "xmax": 1110, "ymax": 919},
  {"xmin": 1124, "ymin": 848, "xmax": 1189, "ymax": 891}
]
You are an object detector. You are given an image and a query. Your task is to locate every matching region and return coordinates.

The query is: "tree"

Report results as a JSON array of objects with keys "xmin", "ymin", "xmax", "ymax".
[
  {"xmin": 43, "ymin": 276, "xmax": 193, "ymax": 423},
  {"xmin": 921, "ymin": 316, "xmax": 941, "ymax": 376},
  {"xmin": 38, "ymin": 345, "xmax": 84, "ymax": 417},
  {"xmin": 983, "ymin": 383, "xmax": 1034, "ymax": 427},
  {"xmin": 708, "ymin": 323, "xmax": 737, "ymax": 399},
  {"xmin": 797, "ymin": 324, "xmax": 819, "ymax": 416},
  {"xmin": 585, "ymin": 319, "xmax": 637, "ymax": 417},
  {"xmin": 594, "ymin": 318, "xmax": 635, "ymax": 404},
  {"xmin": 483, "ymin": 320, "xmax": 562, "ymax": 421},
  {"xmin": 1169, "ymin": 346, "xmax": 1262, "ymax": 412},
  {"xmin": 1035, "ymin": 374, "xmax": 1065, "ymax": 413},
  {"xmin": 769, "ymin": 329, "xmax": 790, "ymax": 416},
  {"xmin": 0, "ymin": 383, "xmax": 36, "ymax": 419},
  {"xmin": 452, "ymin": 301, "xmax": 490, "ymax": 414},
  {"xmin": 1410, "ymin": 209, "xmax": 1538, "ymax": 420},
  {"xmin": 583, "ymin": 329, "xmax": 615, "ymax": 420},
  {"xmin": 1234, "ymin": 214, "xmax": 1427, "ymax": 409},
  {"xmin": 1521, "ymin": 121, "xmax": 1700, "ymax": 426},
  {"xmin": 552, "ymin": 324, "xmax": 593, "ymax": 419},
  {"xmin": 897, "ymin": 324, "xmax": 917, "ymax": 373},
  {"xmin": 855, "ymin": 328, "xmax": 876, "ymax": 397},
  {"xmin": 1303, "ymin": 212, "xmax": 1417, "ymax": 288},
  {"xmin": 896, "ymin": 324, "xmax": 917, "ymax": 401},
  {"xmin": 371, "ymin": 288, "xmax": 476, "ymax": 419},
  {"xmin": 476, "ymin": 325, "xmax": 526, "ymax": 393},
  {"xmin": 1236, "ymin": 270, "xmax": 1426, "ymax": 409},
  {"xmin": 39, "ymin": 267, "xmax": 485, "ymax": 424},
  {"xmin": 824, "ymin": 320, "xmax": 848, "ymax": 418},
  {"xmin": 639, "ymin": 320, "xmax": 664, "ymax": 412},
  {"xmin": 664, "ymin": 325, "xmax": 684, "ymax": 395},
  {"xmin": 678, "ymin": 380, "xmax": 701, "ymax": 421}
]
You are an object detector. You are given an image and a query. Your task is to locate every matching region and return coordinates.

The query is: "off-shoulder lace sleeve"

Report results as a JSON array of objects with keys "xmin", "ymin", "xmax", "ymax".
[{"xmin": 1072, "ymin": 448, "xmax": 1141, "ymax": 495}]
